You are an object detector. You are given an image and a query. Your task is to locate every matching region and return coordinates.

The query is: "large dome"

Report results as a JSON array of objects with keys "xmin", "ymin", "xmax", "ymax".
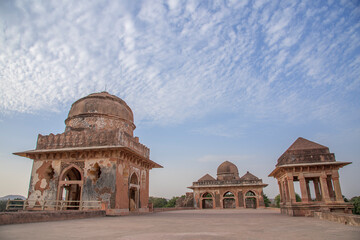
[
  {"xmin": 65, "ymin": 92, "xmax": 136, "ymax": 135},
  {"xmin": 217, "ymin": 161, "xmax": 239, "ymax": 180}
]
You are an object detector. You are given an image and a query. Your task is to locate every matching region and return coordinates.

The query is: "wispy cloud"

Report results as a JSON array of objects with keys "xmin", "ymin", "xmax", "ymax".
[{"xmin": 0, "ymin": 0, "xmax": 359, "ymax": 127}]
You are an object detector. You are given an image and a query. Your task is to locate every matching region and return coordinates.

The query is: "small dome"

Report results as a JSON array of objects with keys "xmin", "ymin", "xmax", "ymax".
[
  {"xmin": 65, "ymin": 92, "xmax": 136, "ymax": 135},
  {"xmin": 216, "ymin": 161, "xmax": 240, "ymax": 180},
  {"xmin": 217, "ymin": 161, "xmax": 239, "ymax": 175}
]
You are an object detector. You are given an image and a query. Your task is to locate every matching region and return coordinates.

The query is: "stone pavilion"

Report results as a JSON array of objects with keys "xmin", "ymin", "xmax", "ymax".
[
  {"xmin": 189, "ymin": 161, "xmax": 267, "ymax": 209},
  {"xmin": 14, "ymin": 92, "xmax": 162, "ymax": 215},
  {"xmin": 269, "ymin": 137, "xmax": 352, "ymax": 216}
]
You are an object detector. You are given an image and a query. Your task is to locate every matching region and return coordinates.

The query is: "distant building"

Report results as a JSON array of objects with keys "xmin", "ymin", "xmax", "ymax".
[
  {"xmin": 189, "ymin": 161, "xmax": 267, "ymax": 209},
  {"xmin": 269, "ymin": 137, "xmax": 352, "ymax": 216},
  {"xmin": 14, "ymin": 92, "xmax": 162, "ymax": 215}
]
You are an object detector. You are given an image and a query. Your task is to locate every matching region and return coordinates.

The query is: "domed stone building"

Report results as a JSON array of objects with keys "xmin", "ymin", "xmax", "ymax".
[
  {"xmin": 189, "ymin": 161, "xmax": 267, "ymax": 209},
  {"xmin": 14, "ymin": 92, "xmax": 162, "ymax": 215}
]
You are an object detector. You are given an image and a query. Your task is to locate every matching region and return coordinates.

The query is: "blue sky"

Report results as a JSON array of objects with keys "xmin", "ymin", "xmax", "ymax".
[{"xmin": 0, "ymin": 0, "xmax": 359, "ymax": 199}]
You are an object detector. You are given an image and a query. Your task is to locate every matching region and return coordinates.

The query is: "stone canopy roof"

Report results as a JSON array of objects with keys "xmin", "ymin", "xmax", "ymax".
[
  {"xmin": 276, "ymin": 137, "xmax": 335, "ymax": 167},
  {"xmin": 286, "ymin": 137, "xmax": 328, "ymax": 151}
]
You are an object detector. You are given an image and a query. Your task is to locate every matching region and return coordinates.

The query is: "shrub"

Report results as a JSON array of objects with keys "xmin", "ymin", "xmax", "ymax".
[{"xmin": 350, "ymin": 196, "xmax": 360, "ymax": 215}]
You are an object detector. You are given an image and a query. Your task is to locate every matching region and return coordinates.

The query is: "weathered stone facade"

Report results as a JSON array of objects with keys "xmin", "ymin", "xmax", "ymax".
[
  {"xmin": 269, "ymin": 137, "xmax": 352, "ymax": 216},
  {"xmin": 189, "ymin": 161, "xmax": 267, "ymax": 209},
  {"xmin": 14, "ymin": 92, "xmax": 162, "ymax": 215}
]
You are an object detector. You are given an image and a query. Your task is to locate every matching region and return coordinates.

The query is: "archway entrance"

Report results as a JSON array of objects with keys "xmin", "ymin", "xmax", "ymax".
[
  {"xmin": 245, "ymin": 191, "xmax": 257, "ymax": 209},
  {"xmin": 223, "ymin": 191, "xmax": 236, "ymax": 208},
  {"xmin": 58, "ymin": 166, "xmax": 83, "ymax": 210},
  {"xmin": 201, "ymin": 193, "xmax": 213, "ymax": 209},
  {"xmin": 129, "ymin": 173, "xmax": 140, "ymax": 211}
]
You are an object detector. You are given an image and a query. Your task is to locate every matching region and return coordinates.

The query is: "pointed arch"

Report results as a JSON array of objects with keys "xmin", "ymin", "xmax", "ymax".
[
  {"xmin": 202, "ymin": 192, "xmax": 213, "ymax": 198},
  {"xmin": 60, "ymin": 165, "xmax": 83, "ymax": 181},
  {"xmin": 57, "ymin": 164, "xmax": 83, "ymax": 210},
  {"xmin": 201, "ymin": 192, "xmax": 214, "ymax": 209},
  {"xmin": 245, "ymin": 190, "xmax": 257, "ymax": 208},
  {"xmin": 130, "ymin": 172, "xmax": 139, "ymax": 185},
  {"xmin": 129, "ymin": 172, "xmax": 140, "ymax": 212},
  {"xmin": 224, "ymin": 191, "xmax": 235, "ymax": 197},
  {"xmin": 223, "ymin": 191, "xmax": 236, "ymax": 208},
  {"xmin": 245, "ymin": 190, "xmax": 256, "ymax": 196}
]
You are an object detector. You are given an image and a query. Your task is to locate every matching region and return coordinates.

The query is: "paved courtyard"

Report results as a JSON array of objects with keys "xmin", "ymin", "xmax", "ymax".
[{"xmin": 0, "ymin": 209, "xmax": 359, "ymax": 240}]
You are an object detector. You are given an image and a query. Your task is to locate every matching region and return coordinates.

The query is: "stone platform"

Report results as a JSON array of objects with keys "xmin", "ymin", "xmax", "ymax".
[{"xmin": 0, "ymin": 209, "xmax": 359, "ymax": 240}]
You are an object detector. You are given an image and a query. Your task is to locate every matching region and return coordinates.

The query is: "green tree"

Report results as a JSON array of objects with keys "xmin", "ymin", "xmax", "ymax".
[
  {"xmin": 165, "ymin": 197, "xmax": 179, "ymax": 208},
  {"xmin": 263, "ymin": 193, "xmax": 271, "ymax": 207},
  {"xmin": 0, "ymin": 200, "xmax": 7, "ymax": 212},
  {"xmin": 275, "ymin": 194, "xmax": 280, "ymax": 208},
  {"xmin": 350, "ymin": 196, "xmax": 360, "ymax": 215},
  {"xmin": 148, "ymin": 197, "xmax": 168, "ymax": 208},
  {"xmin": 274, "ymin": 193, "xmax": 300, "ymax": 207}
]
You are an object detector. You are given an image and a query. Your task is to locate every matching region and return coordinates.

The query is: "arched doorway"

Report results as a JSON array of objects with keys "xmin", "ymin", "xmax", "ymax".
[
  {"xmin": 245, "ymin": 191, "xmax": 257, "ymax": 209},
  {"xmin": 223, "ymin": 191, "xmax": 236, "ymax": 208},
  {"xmin": 201, "ymin": 192, "xmax": 214, "ymax": 209},
  {"xmin": 58, "ymin": 166, "xmax": 83, "ymax": 210},
  {"xmin": 129, "ymin": 173, "xmax": 140, "ymax": 212}
]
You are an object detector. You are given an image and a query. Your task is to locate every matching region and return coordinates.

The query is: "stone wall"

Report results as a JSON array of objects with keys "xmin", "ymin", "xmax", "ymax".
[{"xmin": 0, "ymin": 210, "xmax": 105, "ymax": 225}]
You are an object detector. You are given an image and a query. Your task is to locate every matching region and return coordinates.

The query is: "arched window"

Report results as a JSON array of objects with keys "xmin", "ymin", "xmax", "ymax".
[
  {"xmin": 245, "ymin": 191, "xmax": 256, "ymax": 196},
  {"xmin": 201, "ymin": 192, "xmax": 213, "ymax": 209},
  {"xmin": 59, "ymin": 166, "xmax": 83, "ymax": 210},
  {"xmin": 223, "ymin": 191, "xmax": 235, "ymax": 209},
  {"xmin": 62, "ymin": 167, "xmax": 82, "ymax": 181},
  {"xmin": 130, "ymin": 173, "xmax": 139, "ymax": 185},
  {"xmin": 224, "ymin": 191, "xmax": 235, "ymax": 197},
  {"xmin": 202, "ymin": 192, "xmax": 213, "ymax": 198}
]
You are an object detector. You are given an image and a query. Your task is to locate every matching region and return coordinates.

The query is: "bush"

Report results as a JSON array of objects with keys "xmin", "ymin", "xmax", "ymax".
[
  {"xmin": 350, "ymin": 196, "xmax": 360, "ymax": 215},
  {"xmin": 274, "ymin": 193, "xmax": 301, "ymax": 207},
  {"xmin": 0, "ymin": 200, "xmax": 7, "ymax": 212},
  {"xmin": 149, "ymin": 197, "xmax": 168, "ymax": 208},
  {"xmin": 165, "ymin": 197, "xmax": 179, "ymax": 208},
  {"xmin": 275, "ymin": 194, "xmax": 280, "ymax": 208},
  {"xmin": 263, "ymin": 194, "xmax": 271, "ymax": 207}
]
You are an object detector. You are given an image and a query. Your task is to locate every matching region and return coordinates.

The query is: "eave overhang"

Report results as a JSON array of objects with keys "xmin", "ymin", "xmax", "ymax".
[
  {"xmin": 13, "ymin": 145, "xmax": 163, "ymax": 169},
  {"xmin": 268, "ymin": 161, "xmax": 351, "ymax": 177}
]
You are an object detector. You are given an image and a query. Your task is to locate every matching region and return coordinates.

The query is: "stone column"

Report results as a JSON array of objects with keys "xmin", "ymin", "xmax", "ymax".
[
  {"xmin": 286, "ymin": 173, "xmax": 296, "ymax": 203},
  {"xmin": 313, "ymin": 178, "xmax": 322, "ymax": 201},
  {"xmin": 319, "ymin": 173, "xmax": 331, "ymax": 202},
  {"xmin": 278, "ymin": 180, "xmax": 283, "ymax": 203},
  {"xmin": 326, "ymin": 176, "xmax": 335, "ymax": 201},
  {"xmin": 284, "ymin": 179, "xmax": 290, "ymax": 203},
  {"xmin": 298, "ymin": 173, "xmax": 309, "ymax": 203},
  {"xmin": 235, "ymin": 192, "xmax": 239, "ymax": 208},
  {"xmin": 306, "ymin": 180, "xmax": 312, "ymax": 200},
  {"xmin": 332, "ymin": 171, "xmax": 344, "ymax": 202}
]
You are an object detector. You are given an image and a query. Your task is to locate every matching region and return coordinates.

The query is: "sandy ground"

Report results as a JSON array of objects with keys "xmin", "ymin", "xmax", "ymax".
[{"xmin": 0, "ymin": 209, "xmax": 359, "ymax": 240}]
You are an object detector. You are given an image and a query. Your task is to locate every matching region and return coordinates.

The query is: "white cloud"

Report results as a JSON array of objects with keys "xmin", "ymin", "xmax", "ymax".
[{"xmin": 0, "ymin": 0, "xmax": 359, "ymax": 127}]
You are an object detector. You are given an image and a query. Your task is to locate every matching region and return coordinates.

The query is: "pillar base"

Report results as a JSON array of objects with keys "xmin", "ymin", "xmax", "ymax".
[{"xmin": 280, "ymin": 202, "xmax": 353, "ymax": 217}]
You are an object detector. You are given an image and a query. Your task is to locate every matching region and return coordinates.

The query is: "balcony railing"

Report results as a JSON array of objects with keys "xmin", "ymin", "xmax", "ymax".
[
  {"xmin": 192, "ymin": 179, "xmax": 263, "ymax": 186},
  {"xmin": 5, "ymin": 199, "xmax": 102, "ymax": 211}
]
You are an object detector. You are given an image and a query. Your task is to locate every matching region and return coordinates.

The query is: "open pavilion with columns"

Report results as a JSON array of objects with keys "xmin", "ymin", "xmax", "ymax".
[{"xmin": 269, "ymin": 137, "xmax": 353, "ymax": 216}]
